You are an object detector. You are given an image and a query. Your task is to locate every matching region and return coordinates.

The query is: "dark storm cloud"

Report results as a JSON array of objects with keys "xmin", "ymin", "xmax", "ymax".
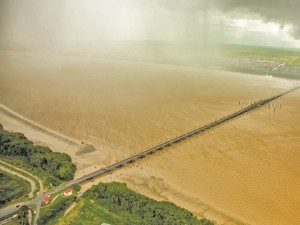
[
  {"xmin": 149, "ymin": 0, "xmax": 300, "ymax": 38},
  {"xmin": 216, "ymin": 0, "xmax": 300, "ymax": 38}
]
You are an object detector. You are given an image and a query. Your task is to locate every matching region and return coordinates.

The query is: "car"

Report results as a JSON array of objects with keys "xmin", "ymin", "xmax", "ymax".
[{"xmin": 100, "ymin": 167, "xmax": 108, "ymax": 172}]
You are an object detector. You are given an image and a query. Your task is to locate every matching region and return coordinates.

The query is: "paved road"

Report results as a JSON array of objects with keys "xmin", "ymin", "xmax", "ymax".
[
  {"xmin": 0, "ymin": 194, "xmax": 44, "ymax": 220},
  {"xmin": 0, "ymin": 86, "xmax": 299, "ymax": 224}
]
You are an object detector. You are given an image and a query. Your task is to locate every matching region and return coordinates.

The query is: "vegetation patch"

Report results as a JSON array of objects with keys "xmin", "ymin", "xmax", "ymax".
[
  {"xmin": 59, "ymin": 198, "xmax": 124, "ymax": 225},
  {"xmin": 3, "ymin": 221, "xmax": 18, "ymax": 225},
  {"xmin": 0, "ymin": 170, "xmax": 30, "ymax": 205},
  {"xmin": 17, "ymin": 205, "xmax": 30, "ymax": 225},
  {"xmin": 59, "ymin": 182, "xmax": 214, "ymax": 225},
  {"xmin": 222, "ymin": 44, "xmax": 300, "ymax": 60},
  {"xmin": 0, "ymin": 128, "xmax": 76, "ymax": 187},
  {"xmin": 38, "ymin": 195, "xmax": 75, "ymax": 225},
  {"xmin": 219, "ymin": 44, "xmax": 300, "ymax": 79}
]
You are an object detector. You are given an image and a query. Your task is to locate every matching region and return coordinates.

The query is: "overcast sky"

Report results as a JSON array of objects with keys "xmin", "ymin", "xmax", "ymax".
[{"xmin": 1, "ymin": 0, "xmax": 300, "ymax": 50}]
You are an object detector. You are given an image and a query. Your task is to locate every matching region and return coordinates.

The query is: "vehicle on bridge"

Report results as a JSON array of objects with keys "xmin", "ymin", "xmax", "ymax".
[
  {"xmin": 138, "ymin": 154, "xmax": 145, "ymax": 158},
  {"xmin": 100, "ymin": 167, "xmax": 108, "ymax": 172},
  {"xmin": 128, "ymin": 159, "xmax": 135, "ymax": 163}
]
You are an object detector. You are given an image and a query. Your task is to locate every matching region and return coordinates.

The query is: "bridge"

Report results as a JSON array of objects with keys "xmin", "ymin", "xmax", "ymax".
[
  {"xmin": 0, "ymin": 86, "xmax": 299, "ymax": 224},
  {"xmin": 68, "ymin": 86, "xmax": 299, "ymax": 186}
]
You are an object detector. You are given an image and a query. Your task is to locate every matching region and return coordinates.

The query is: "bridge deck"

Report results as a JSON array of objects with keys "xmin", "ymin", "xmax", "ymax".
[{"xmin": 68, "ymin": 86, "xmax": 299, "ymax": 186}]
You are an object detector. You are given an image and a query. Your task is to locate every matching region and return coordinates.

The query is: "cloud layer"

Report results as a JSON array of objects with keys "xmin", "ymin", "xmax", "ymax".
[
  {"xmin": 130, "ymin": 0, "xmax": 300, "ymax": 38},
  {"xmin": 216, "ymin": 0, "xmax": 300, "ymax": 38},
  {"xmin": 0, "ymin": 0, "xmax": 299, "ymax": 51}
]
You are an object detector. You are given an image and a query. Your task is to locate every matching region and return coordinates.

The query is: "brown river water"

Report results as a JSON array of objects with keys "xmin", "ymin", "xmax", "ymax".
[{"xmin": 0, "ymin": 51, "xmax": 299, "ymax": 225}]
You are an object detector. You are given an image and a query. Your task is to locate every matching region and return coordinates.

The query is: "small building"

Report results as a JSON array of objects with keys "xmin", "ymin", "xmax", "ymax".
[
  {"xmin": 63, "ymin": 189, "xmax": 73, "ymax": 197},
  {"xmin": 43, "ymin": 195, "xmax": 50, "ymax": 204}
]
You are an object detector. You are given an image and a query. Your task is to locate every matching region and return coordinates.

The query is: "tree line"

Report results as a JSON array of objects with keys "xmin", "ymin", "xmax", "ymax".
[
  {"xmin": 0, "ymin": 127, "xmax": 76, "ymax": 185},
  {"xmin": 84, "ymin": 182, "xmax": 214, "ymax": 225}
]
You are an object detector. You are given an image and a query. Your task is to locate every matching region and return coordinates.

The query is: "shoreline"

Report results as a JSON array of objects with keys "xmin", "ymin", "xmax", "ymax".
[
  {"xmin": 0, "ymin": 103, "xmax": 79, "ymax": 146},
  {"xmin": 0, "ymin": 103, "xmax": 112, "ymax": 179}
]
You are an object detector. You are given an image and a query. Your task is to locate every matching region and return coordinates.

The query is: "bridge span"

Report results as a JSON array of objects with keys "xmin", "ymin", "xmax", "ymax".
[{"xmin": 69, "ymin": 86, "xmax": 299, "ymax": 186}]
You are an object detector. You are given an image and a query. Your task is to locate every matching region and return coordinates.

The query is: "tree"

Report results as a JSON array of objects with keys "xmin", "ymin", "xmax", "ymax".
[
  {"xmin": 17, "ymin": 205, "xmax": 29, "ymax": 225},
  {"xmin": 84, "ymin": 182, "xmax": 214, "ymax": 225}
]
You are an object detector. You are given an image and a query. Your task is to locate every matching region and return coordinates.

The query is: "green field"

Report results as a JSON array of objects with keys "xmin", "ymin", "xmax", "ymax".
[
  {"xmin": 4, "ymin": 221, "xmax": 18, "ymax": 225},
  {"xmin": 56, "ymin": 198, "xmax": 122, "ymax": 225},
  {"xmin": 0, "ymin": 170, "xmax": 30, "ymax": 205},
  {"xmin": 216, "ymin": 44, "xmax": 300, "ymax": 79},
  {"xmin": 220, "ymin": 44, "xmax": 300, "ymax": 67}
]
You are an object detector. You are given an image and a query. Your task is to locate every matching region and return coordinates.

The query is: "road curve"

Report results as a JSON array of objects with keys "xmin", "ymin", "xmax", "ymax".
[
  {"xmin": 0, "ymin": 160, "xmax": 44, "ymax": 193},
  {"xmin": 0, "ymin": 165, "xmax": 35, "ymax": 198}
]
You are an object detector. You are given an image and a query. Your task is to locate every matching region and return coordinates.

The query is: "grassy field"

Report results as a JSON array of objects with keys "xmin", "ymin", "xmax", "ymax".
[
  {"xmin": 4, "ymin": 221, "xmax": 18, "ymax": 225},
  {"xmin": 57, "ymin": 197, "xmax": 203, "ymax": 225},
  {"xmin": 218, "ymin": 44, "xmax": 300, "ymax": 79},
  {"xmin": 0, "ymin": 170, "xmax": 30, "ymax": 206},
  {"xmin": 38, "ymin": 193, "xmax": 125, "ymax": 225},
  {"xmin": 56, "ymin": 198, "xmax": 122, "ymax": 225},
  {"xmin": 222, "ymin": 44, "xmax": 300, "ymax": 62}
]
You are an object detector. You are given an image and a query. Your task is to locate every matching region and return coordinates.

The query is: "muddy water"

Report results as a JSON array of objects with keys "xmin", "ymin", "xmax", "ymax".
[
  {"xmin": 0, "ymin": 50, "xmax": 299, "ymax": 225},
  {"xmin": 98, "ymin": 90, "xmax": 300, "ymax": 225}
]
